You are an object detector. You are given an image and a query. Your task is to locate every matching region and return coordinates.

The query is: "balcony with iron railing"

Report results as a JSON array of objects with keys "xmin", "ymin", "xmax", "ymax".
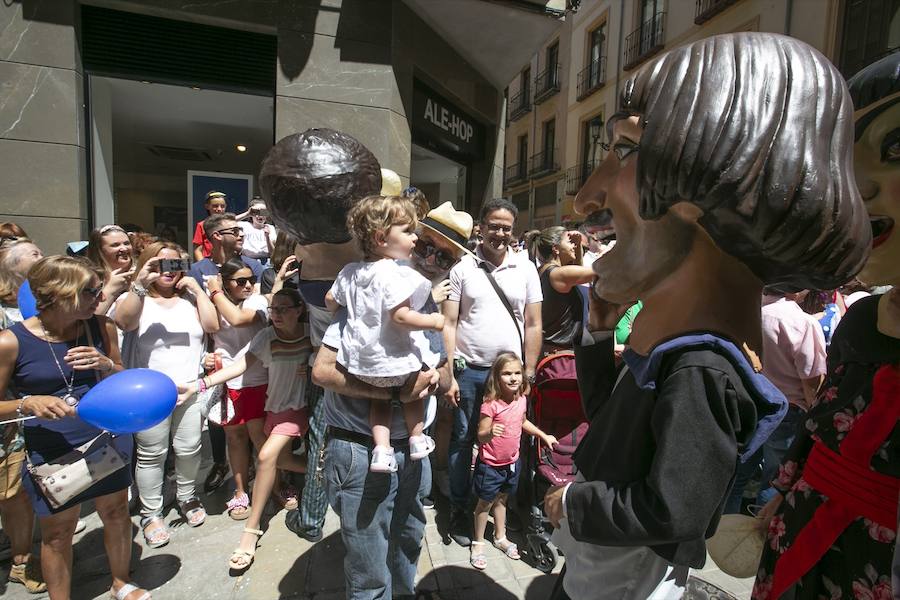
[
  {"xmin": 534, "ymin": 64, "xmax": 561, "ymax": 104},
  {"xmin": 576, "ymin": 57, "xmax": 607, "ymax": 101},
  {"xmin": 623, "ymin": 12, "xmax": 666, "ymax": 71},
  {"xmin": 508, "ymin": 89, "xmax": 532, "ymax": 122},
  {"xmin": 565, "ymin": 159, "xmax": 599, "ymax": 195},
  {"xmin": 695, "ymin": 0, "xmax": 740, "ymax": 24},
  {"xmin": 504, "ymin": 162, "xmax": 528, "ymax": 188},
  {"xmin": 529, "ymin": 148, "xmax": 560, "ymax": 178}
]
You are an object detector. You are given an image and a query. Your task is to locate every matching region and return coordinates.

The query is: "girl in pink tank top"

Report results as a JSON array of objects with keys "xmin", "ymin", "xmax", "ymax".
[{"xmin": 470, "ymin": 352, "xmax": 557, "ymax": 570}]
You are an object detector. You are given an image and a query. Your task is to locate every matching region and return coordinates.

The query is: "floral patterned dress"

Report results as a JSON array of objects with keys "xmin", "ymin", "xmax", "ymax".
[{"xmin": 753, "ymin": 295, "xmax": 899, "ymax": 600}]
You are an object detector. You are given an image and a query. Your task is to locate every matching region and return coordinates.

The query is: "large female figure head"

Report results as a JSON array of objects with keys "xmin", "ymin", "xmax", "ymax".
[
  {"xmin": 576, "ymin": 32, "xmax": 871, "ymax": 303},
  {"xmin": 848, "ymin": 51, "xmax": 900, "ymax": 285}
]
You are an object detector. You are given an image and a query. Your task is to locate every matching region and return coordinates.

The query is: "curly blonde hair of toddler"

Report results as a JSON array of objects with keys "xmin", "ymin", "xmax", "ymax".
[{"xmin": 346, "ymin": 195, "xmax": 418, "ymax": 258}]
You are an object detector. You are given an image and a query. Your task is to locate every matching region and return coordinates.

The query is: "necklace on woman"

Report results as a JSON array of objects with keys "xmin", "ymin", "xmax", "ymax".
[{"xmin": 39, "ymin": 319, "xmax": 81, "ymax": 407}]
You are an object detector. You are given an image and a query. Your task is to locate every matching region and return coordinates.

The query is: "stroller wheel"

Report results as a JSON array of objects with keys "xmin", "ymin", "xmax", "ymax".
[{"xmin": 534, "ymin": 541, "xmax": 557, "ymax": 574}]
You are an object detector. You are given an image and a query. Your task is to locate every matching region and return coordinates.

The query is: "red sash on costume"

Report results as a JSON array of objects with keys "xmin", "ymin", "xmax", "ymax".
[{"xmin": 770, "ymin": 365, "xmax": 900, "ymax": 599}]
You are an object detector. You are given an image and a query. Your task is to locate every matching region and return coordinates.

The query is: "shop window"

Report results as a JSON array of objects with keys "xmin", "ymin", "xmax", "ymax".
[{"xmin": 578, "ymin": 21, "xmax": 607, "ymax": 99}]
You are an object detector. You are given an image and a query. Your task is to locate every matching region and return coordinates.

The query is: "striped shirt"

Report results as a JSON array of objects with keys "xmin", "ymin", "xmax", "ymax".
[{"xmin": 248, "ymin": 325, "xmax": 313, "ymax": 413}]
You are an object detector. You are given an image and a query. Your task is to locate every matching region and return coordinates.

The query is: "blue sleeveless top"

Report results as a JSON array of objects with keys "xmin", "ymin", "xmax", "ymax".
[{"xmin": 10, "ymin": 317, "xmax": 133, "ymax": 515}]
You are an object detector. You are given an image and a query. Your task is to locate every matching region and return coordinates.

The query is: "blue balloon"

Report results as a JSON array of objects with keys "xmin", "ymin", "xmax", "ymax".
[
  {"xmin": 17, "ymin": 280, "xmax": 37, "ymax": 319},
  {"xmin": 78, "ymin": 369, "xmax": 177, "ymax": 434}
]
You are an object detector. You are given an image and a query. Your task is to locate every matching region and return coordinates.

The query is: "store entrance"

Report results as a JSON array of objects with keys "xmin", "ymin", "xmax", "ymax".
[
  {"xmin": 89, "ymin": 76, "xmax": 273, "ymax": 249},
  {"xmin": 409, "ymin": 144, "xmax": 468, "ymax": 210}
]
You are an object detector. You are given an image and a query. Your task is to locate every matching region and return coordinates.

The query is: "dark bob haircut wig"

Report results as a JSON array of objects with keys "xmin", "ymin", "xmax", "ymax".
[{"xmin": 616, "ymin": 32, "xmax": 870, "ymax": 290}]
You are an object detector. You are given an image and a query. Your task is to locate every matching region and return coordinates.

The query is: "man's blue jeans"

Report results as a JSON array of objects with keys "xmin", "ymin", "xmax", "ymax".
[
  {"xmin": 725, "ymin": 404, "xmax": 805, "ymax": 513},
  {"xmin": 448, "ymin": 366, "xmax": 490, "ymax": 510},
  {"xmin": 324, "ymin": 437, "xmax": 430, "ymax": 600}
]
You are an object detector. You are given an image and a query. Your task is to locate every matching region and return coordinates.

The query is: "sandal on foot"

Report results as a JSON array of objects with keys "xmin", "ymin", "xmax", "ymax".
[
  {"xmin": 140, "ymin": 517, "xmax": 170, "ymax": 548},
  {"xmin": 275, "ymin": 486, "xmax": 299, "ymax": 511},
  {"xmin": 226, "ymin": 492, "xmax": 251, "ymax": 521},
  {"xmin": 8, "ymin": 559, "xmax": 47, "ymax": 593},
  {"xmin": 110, "ymin": 582, "xmax": 151, "ymax": 600},
  {"xmin": 179, "ymin": 497, "xmax": 207, "ymax": 527},
  {"xmin": 469, "ymin": 541, "xmax": 488, "ymax": 570},
  {"xmin": 228, "ymin": 527, "xmax": 263, "ymax": 571},
  {"xmin": 409, "ymin": 434, "xmax": 436, "ymax": 460},
  {"xmin": 493, "ymin": 537, "xmax": 520, "ymax": 560}
]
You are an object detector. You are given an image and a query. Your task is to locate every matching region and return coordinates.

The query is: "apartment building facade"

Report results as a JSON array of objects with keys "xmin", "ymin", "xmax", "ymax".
[{"xmin": 503, "ymin": 0, "xmax": 900, "ymax": 232}]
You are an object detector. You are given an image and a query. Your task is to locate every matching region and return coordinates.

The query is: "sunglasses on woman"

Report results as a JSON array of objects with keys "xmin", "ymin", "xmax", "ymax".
[
  {"xmin": 227, "ymin": 276, "xmax": 257, "ymax": 287},
  {"xmin": 81, "ymin": 285, "xmax": 103, "ymax": 299},
  {"xmin": 413, "ymin": 238, "xmax": 456, "ymax": 270}
]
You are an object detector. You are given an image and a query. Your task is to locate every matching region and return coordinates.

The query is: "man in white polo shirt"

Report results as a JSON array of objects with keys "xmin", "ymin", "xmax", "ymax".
[{"xmin": 442, "ymin": 197, "xmax": 543, "ymax": 546}]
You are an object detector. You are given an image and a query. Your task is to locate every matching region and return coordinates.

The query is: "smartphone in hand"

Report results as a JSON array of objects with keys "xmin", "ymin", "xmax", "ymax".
[{"xmin": 159, "ymin": 258, "xmax": 192, "ymax": 273}]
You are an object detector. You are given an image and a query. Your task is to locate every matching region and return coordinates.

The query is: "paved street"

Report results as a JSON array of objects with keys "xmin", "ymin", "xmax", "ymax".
[{"xmin": 1, "ymin": 476, "xmax": 754, "ymax": 600}]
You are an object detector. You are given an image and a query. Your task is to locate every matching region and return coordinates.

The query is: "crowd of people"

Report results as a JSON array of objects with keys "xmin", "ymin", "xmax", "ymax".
[{"xmin": 0, "ymin": 32, "xmax": 896, "ymax": 600}]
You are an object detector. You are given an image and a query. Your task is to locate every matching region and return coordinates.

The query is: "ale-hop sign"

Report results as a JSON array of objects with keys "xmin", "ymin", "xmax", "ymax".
[{"xmin": 412, "ymin": 81, "xmax": 485, "ymax": 160}]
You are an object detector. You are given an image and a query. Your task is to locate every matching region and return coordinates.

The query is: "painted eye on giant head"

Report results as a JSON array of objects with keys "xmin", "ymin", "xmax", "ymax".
[{"xmin": 882, "ymin": 128, "xmax": 900, "ymax": 162}]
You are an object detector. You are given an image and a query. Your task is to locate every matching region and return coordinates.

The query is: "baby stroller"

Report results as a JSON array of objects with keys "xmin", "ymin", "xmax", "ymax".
[{"xmin": 520, "ymin": 351, "xmax": 588, "ymax": 573}]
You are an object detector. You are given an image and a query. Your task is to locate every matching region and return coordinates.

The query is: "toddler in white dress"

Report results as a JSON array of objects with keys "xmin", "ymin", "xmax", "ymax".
[{"xmin": 326, "ymin": 195, "xmax": 443, "ymax": 472}]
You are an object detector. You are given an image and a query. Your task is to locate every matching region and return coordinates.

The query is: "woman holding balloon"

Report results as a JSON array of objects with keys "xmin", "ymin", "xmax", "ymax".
[
  {"xmin": 114, "ymin": 241, "xmax": 219, "ymax": 547},
  {"xmin": 0, "ymin": 256, "xmax": 150, "ymax": 600}
]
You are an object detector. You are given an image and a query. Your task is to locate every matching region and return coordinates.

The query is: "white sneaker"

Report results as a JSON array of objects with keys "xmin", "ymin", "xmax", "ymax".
[
  {"xmin": 370, "ymin": 446, "xmax": 398, "ymax": 473},
  {"xmin": 409, "ymin": 435, "xmax": 435, "ymax": 460}
]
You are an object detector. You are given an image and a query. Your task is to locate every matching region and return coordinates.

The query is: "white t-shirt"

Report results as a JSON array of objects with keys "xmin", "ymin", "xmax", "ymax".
[
  {"xmin": 117, "ymin": 295, "xmax": 205, "ymax": 385},
  {"xmin": 248, "ymin": 325, "xmax": 313, "ymax": 413},
  {"xmin": 448, "ymin": 246, "xmax": 543, "ymax": 367},
  {"xmin": 212, "ymin": 293, "xmax": 269, "ymax": 389},
  {"xmin": 239, "ymin": 222, "xmax": 276, "ymax": 259},
  {"xmin": 329, "ymin": 259, "xmax": 434, "ymax": 377}
]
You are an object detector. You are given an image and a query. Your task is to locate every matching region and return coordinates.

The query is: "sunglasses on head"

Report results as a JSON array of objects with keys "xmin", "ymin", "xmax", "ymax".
[
  {"xmin": 413, "ymin": 238, "xmax": 456, "ymax": 270},
  {"xmin": 227, "ymin": 276, "xmax": 257, "ymax": 286}
]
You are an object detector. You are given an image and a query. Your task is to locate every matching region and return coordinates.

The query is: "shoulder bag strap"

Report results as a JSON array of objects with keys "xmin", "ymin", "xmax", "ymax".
[{"xmin": 478, "ymin": 261, "xmax": 525, "ymax": 359}]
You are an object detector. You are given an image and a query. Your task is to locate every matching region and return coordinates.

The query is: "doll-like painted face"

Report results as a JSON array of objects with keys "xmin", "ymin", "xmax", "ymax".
[
  {"xmin": 574, "ymin": 116, "xmax": 696, "ymax": 304},
  {"xmin": 857, "ymin": 101, "xmax": 900, "ymax": 285}
]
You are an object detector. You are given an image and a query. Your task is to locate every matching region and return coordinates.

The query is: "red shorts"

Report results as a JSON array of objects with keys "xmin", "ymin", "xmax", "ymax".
[
  {"xmin": 264, "ymin": 408, "xmax": 309, "ymax": 437},
  {"xmin": 225, "ymin": 384, "xmax": 267, "ymax": 425}
]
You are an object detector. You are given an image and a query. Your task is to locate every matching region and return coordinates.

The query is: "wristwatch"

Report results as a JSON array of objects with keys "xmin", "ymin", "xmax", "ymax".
[{"xmin": 131, "ymin": 283, "xmax": 148, "ymax": 298}]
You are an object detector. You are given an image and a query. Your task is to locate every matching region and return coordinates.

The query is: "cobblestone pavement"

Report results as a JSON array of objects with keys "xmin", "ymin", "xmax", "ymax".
[{"xmin": 1, "ymin": 481, "xmax": 753, "ymax": 600}]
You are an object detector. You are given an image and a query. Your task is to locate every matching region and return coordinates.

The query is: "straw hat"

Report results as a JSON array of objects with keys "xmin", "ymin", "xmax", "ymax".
[
  {"xmin": 380, "ymin": 169, "xmax": 402, "ymax": 196},
  {"xmin": 419, "ymin": 201, "xmax": 474, "ymax": 257},
  {"xmin": 707, "ymin": 514, "xmax": 766, "ymax": 578}
]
